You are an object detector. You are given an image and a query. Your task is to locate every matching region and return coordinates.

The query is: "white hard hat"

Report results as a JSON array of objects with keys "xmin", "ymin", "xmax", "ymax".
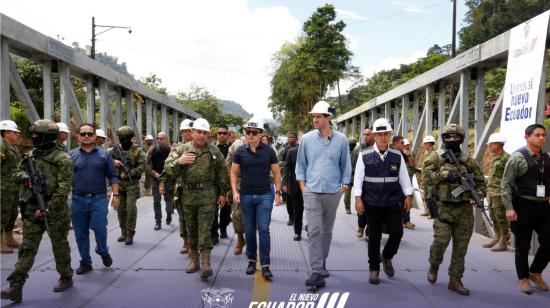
[
  {"xmin": 403, "ymin": 138, "xmax": 410, "ymax": 146},
  {"xmin": 95, "ymin": 129, "xmax": 106, "ymax": 138},
  {"xmin": 372, "ymin": 118, "xmax": 393, "ymax": 133},
  {"xmin": 309, "ymin": 100, "xmax": 333, "ymax": 115},
  {"xmin": 423, "ymin": 135, "xmax": 436, "ymax": 143},
  {"xmin": 180, "ymin": 119, "xmax": 194, "ymax": 131},
  {"xmin": 193, "ymin": 118, "xmax": 210, "ymax": 132},
  {"xmin": 244, "ymin": 117, "xmax": 264, "ymax": 131},
  {"xmin": 56, "ymin": 122, "xmax": 70, "ymax": 133},
  {"xmin": 487, "ymin": 132, "xmax": 506, "ymax": 144},
  {"xmin": 145, "ymin": 135, "xmax": 154, "ymax": 141},
  {"xmin": 0, "ymin": 120, "xmax": 20, "ymax": 133}
]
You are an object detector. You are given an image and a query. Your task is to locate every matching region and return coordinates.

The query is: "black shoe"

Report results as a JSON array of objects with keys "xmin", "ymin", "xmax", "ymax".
[
  {"xmin": 293, "ymin": 234, "xmax": 301, "ymax": 241},
  {"xmin": 76, "ymin": 263, "xmax": 93, "ymax": 275},
  {"xmin": 246, "ymin": 261, "xmax": 256, "ymax": 275},
  {"xmin": 287, "ymin": 220, "xmax": 294, "ymax": 226},
  {"xmin": 102, "ymin": 254, "xmax": 113, "ymax": 267},
  {"xmin": 305, "ymin": 273, "xmax": 326, "ymax": 287},
  {"xmin": 380, "ymin": 255, "xmax": 395, "ymax": 277},
  {"xmin": 262, "ymin": 267, "xmax": 273, "ymax": 279},
  {"xmin": 320, "ymin": 261, "xmax": 330, "ymax": 278},
  {"xmin": 154, "ymin": 221, "xmax": 161, "ymax": 231},
  {"xmin": 220, "ymin": 229, "xmax": 228, "ymax": 239},
  {"xmin": 166, "ymin": 215, "xmax": 172, "ymax": 225}
]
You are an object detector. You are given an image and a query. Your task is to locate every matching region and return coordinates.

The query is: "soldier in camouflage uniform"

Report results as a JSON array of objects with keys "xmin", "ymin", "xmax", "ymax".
[
  {"xmin": 424, "ymin": 124, "xmax": 486, "ymax": 296},
  {"xmin": 482, "ymin": 133, "xmax": 510, "ymax": 252},
  {"xmin": 421, "ymin": 135, "xmax": 437, "ymax": 218},
  {"xmin": 226, "ymin": 136, "xmax": 246, "ymax": 255},
  {"xmin": 163, "ymin": 118, "xmax": 228, "ymax": 280},
  {"xmin": 110, "ymin": 126, "xmax": 146, "ymax": 245},
  {"xmin": 1, "ymin": 120, "xmax": 74, "ymax": 303},
  {"xmin": 344, "ymin": 137, "xmax": 357, "ymax": 215},
  {"xmin": 142, "ymin": 135, "xmax": 154, "ymax": 196},
  {"xmin": 0, "ymin": 120, "xmax": 22, "ymax": 254},
  {"xmin": 56, "ymin": 122, "xmax": 70, "ymax": 152}
]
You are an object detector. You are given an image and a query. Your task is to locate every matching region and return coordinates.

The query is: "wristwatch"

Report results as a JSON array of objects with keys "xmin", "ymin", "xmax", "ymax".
[
  {"xmin": 275, "ymin": 190, "xmax": 282, "ymax": 195},
  {"xmin": 112, "ymin": 193, "xmax": 120, "ymax": 197}
]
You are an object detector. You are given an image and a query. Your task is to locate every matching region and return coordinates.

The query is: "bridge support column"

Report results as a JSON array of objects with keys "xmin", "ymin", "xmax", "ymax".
[
  {"xmin": 438, "ymin": 83, "xmax": 446, "ymax": 144},
  {"xmin": 401, "ymin": 95, "xmax": 409, "ymax": 137},
  {"xmin": 172, "ymin": 111, "xmax": 179, "ymax": 143},
  {"xmin": 146, "ymin": 99, "xmax": 152, "ymax": 137},
  {"xmin": 99, "ymin": 79, "xmax": 109, "ymax": 144},
  {"xmin": 425, "ymin": 85, "xmax": 434, "ymax": 137},
  {"xmin": 412, "ymin": 93, "xmax": 419, "ymax": 140},
  {"xmin": 459, "ymin": 69, "xmax": 470, "ymax": 151},
  {"xmin": 59, "ymin": 62, "xmax": 71, "ymax": 149},
  {"xmin": 152, "ymin": 102, "xmax": 158, "ymax": 138},
  {"xmin": 474, "ymin": 69, "xmax": 485, "ymax": 146},
  {"xmin": 115, "ymin": 88, "xmax": 122, "ymax": 129},
  {"xmin": 126, "ymin": 91, "xmax": 133, "ymax": 128},
  {"xmin": 136, "ymin": 98, "xmax": 143, "ymax": 142},
  {"xmin": 393, "ymin": 102, "xmax": 400, "ymax": 134},
  {"xmin": 385, "ymin": 103, "xmax": 391, "ymax": 119},
  {"xmin": 86, "ymin": 77, "xmax": 95, "ymax": 123},
  {"xmin": 43, "ymin": 60, "xmax": 54, "ymax": 120},
  {"xmin": 161, "ymin": 104, "xmax": 168, "ymax": 134},
  {"xmin": 0, "ymin": 37, "xmax": 10, "ymax": 120},
  {"xmin": 360, "ymin": 112, "xmax": 367, "ymax": 134},
  {"xmin": 351, "ymin": 116, "xmax": 357, "ymax": 139}
]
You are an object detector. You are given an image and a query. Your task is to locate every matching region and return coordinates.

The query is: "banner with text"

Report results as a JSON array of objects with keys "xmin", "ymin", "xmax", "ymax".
[{"xmin": 500, "ymin": 11, "xmax": 549, "ymax": 153}]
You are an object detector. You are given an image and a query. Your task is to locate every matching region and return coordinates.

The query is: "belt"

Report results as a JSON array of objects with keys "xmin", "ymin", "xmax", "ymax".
[
  {"xmin": 184, "ymin": 183, "xmax": 210, "ymax": 190},
  {"xmin": 74, "ymin": 192, "xmax": 104, "ymax": 198}
]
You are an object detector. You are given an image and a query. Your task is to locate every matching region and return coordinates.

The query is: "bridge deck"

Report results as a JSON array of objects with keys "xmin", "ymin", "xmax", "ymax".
[{"xmin": 1, "ymin": 197, "xmax": 549, "ymax": 308}]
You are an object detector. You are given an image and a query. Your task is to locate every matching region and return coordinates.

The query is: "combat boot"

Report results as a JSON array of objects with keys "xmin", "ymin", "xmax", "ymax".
[
  {"xmin": 427, "ymin": 264, "xmax": 438, "ymax": 283},
  {"xmin": 5, "ymin": 232, "xmax": 20, "ymax": 248},
  {"xmin": 529, "ymin": 272, "xmax": 549, "ymax": 291},
  {"xmin": 200, "ymin": 251, "xmax": 213, "ymax": 280},
  {"xmin": 53, "ymin": 277, "xmax": 73, "ymax": 292},
  {"xmin": 0, "ymin": 233, "xmax": 14, "ymax": 254},
  {"xmin": 117, "ymin": 231, "xmax": 126, "ymax": 242},
  {"xmin": 380, "ymin": 255, "xmax": 394, "ymax": 277},
  {"xmin": 519, "ymin": 278, "xmax": 533, "ymax": 294},
  {"xmin": 234, "ymin": 233, "xmax": 245, "ymax": 255},
  {"xmin": 186, "ymin": 249, "xmax": 200, "ymax": 273},
  {"xmin": 448, "ymin": 276, "xmax": 470, "ymax": 295},
  {"xmin": 368, "ymin": 271, "xmax": 380, "ymax": 285},
  {"xmin": 179, "ymin": 237, "xmax": 189, "ymax": 254},
  {"xmin": 1, "ymin": 287, "xmax": 22, "ymax": 303},
  {"xmin": 482, "ymin": 234, "xmax": 500, "ymax": 248},
  {"xmin": 490, "ymin": 235, "xmax": 508, "ymax": 252},
  {"xmin": 125, "ymin": 231, "xmax": 135, "ymax": 245}
]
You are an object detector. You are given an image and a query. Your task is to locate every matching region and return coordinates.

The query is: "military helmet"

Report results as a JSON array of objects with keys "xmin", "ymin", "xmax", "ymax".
[
  {"xmin": 441, "ymin": 124, "xmax": 465, "ymax": 138},
  {"xmin": 117, "ymin": 126, "xmax": 135, "ymax": 138},
  {"xmin": 30, "ymin": 119, "xmax": 59, "ymax": 135}
]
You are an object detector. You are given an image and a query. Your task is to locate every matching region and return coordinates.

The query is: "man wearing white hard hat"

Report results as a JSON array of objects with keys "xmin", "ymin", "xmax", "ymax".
[
  {"xmin": 0, "ymin": 120, "xmax": 22, "ymax": 253},
  {"xmin": 143, "ymin": 135, "xmax": 155, "ymax": 196},
  {"xmin": 482, "ymin": 133, "xmax": 510, "ymax": 252},
  {"xmin": 95, "ymin": 129, "xmax": 107, "ymax": 147},
  {"xmin": 421, "ymin": 135, "xmax": 437, "ymax": 218},
  {"xmin": 296, "ymin": 101, "xmax": 352, "ymax": 289},
  {"xmin": 56, "ymin": 122, "xmax": 70, "ymax": 152},
  {"xmin": 353, "ymin": 118, "xmax": 413, "ymax": 285}
]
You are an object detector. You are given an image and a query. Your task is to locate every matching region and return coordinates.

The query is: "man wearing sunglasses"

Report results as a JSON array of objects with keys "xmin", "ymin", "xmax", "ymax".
[
  {"xmin": 211, "ymin": 124, "xmax": 231, "ymax": 243},
  {"xmin": 296, "ymin": 101, "xmax": 352, "ymax": 289},
  {"xmin": 68, "ymin": 124, "xmax": 120, "ymax": 276},
  {"xmin": 231, "ymin": 117, "xmax": 282, "ymax": 280}
]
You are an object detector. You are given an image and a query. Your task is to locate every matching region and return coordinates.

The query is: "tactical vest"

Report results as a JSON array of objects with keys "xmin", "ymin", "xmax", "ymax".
[
  {"xmin": 435, "ymin": 149, "xmax": 471, "ymax": 203},
  {"xmin": 30, "ymin": 149, "xmax": 63, "ymax": 197},
  {"xmin": 516, "ymin": 148, "xmax": 550, "ymax": 198},
  {"xmin": 181, "ymin": 143, "xmax": 218, "ymax": 184},
  {"xmin": 361, "ymin": 147, "xmax": 404, "ymax": 206}
]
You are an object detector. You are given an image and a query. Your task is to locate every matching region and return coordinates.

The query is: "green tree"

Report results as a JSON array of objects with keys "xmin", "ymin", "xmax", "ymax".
[{"xmin": 140, "ymin": 73, "xmax": 167, "ymax": 94}]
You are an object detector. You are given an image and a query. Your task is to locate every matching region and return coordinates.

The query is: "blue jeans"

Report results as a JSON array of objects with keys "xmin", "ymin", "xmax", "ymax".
[
  {"xmin": 71, "ymin": 194, "xmax": 109, "ymax": 266},
  {"xmin": 240, "ymin": 193, "xmax": 274, "ymax": 266}
]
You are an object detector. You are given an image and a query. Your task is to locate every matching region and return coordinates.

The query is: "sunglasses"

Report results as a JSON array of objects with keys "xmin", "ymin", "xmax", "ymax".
[
  {"xmin": 245, "ymin": 130, "xmax": 260, "ymax": 136},
  {"xmin": 444, "ymin": 134, "xmax": 461, "ymax": 140},
  {"xmin": 217, "ymin": 132, "xmax": 228, "ymax": 135},
  {"xmin": 79, "ymin": 132, "xmax": 94, "ymax": 137}
]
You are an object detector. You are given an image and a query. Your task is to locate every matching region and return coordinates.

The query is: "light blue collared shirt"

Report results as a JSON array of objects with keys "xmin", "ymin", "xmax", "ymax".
[{"xmin": 295, "ymin": 129, "xmax": 352, "ymax": 193}]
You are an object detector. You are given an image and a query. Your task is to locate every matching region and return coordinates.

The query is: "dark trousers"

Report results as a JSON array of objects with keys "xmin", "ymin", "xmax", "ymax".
[
  {"xmin": 511, "ymin": 196, "xmax": 550, "ymax": 279},
  {"xmin": 358, "ymin": 212, "xmax": 368, "ymax": 232},
  {"xmin": 211, "ymin": 204, "xmax": 232, "ymax": 238},
  {"xmin": 402, "ymin": 207, "xmax": 410, "ymax": 223},
  {"xmin": 152, "ymin": 177, "xmax": 173, "ymax": 222},
  {"xmin": 365, "ymin": 204, "xmax": 404, "ymax": 271},
  {"xmin": 286, "ymin": 192, "xmax": 294, "ymax": 222},
  {"xmin": 288, "ymin": 191, "xmax": 304, "ymax": 235}
]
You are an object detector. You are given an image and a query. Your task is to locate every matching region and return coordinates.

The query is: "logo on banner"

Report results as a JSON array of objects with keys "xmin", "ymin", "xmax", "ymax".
[
  {"xmin": 201, "ymin": 288, "xmax": 235, "ymax": 308},
  {"xmin": 249, "ymin": 292, "xmax": 350, "ymax": 308}
]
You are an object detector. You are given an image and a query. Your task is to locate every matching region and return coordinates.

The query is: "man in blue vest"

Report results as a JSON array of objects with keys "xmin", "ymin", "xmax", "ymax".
[{"xmin": 353, "ymin": 118, "xmax": 413, "ymax": 285}]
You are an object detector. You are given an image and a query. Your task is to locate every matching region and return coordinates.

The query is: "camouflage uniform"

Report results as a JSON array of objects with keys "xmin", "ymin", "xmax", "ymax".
[
  {"xmin": 486, "ymin": 152, "xmax": 510, "ymax": 240},
  {"xmin": 7, "ymin": 120, "xmax": 74, "ymax": 288},
  {"xmin": 424, "ymin": 145, "xmax": 486, "ymax": 280},
  {"xmin": 422, "ymin": 150, "xmax": 438, "ymax": 217},
  {"xmin": 164, "ymin": 142, "xmax": 228, "ymax": 253},
  {"xmin": 344, "ymin": 138, "xmax": 357, "ymax": 213},
  {"xmin": 143, "ymin": 143, "xmax": 154, "ymax": 194},
  {"xmin": 1, "ymin": 142, "xmax": 21, "ymax": 234},
  {"xmin": 226, "ymin": 139, "xmax": 245, "ymax": 236}
]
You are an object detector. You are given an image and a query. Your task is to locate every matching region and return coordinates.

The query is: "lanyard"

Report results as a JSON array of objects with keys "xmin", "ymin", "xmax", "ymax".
[{"xmin": 534, "ymin": 154, "xmax": 544, "ymax": 185}]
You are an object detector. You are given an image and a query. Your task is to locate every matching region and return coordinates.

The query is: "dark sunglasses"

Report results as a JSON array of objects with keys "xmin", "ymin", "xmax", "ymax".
[
  {"xmin": 444, "ymin": 133, "xmax": 462, "ymax": 140},
  {"xmin": 79, "ymin": 132, "xmax": 94, "ymax": 137},
  {"xmin": 217, "ymin": 132, "xmax": 228, "ymax": 135},
  {"xmin": 245, "ymin": 130, "xmax": 259, "ymax": 136}
]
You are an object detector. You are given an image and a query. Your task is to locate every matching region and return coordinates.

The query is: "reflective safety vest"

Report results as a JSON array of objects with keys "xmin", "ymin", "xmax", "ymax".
[{"xmin": 361, "ymin": 147, "xmax": 404, "ymax": 207}]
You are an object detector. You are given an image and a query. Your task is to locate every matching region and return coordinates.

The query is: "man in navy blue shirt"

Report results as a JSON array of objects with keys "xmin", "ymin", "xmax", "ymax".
[
  {"xmin": 69, "ymin": 123, "xmax": 119, "ymax": 275},
  {"xmin": 231, "ymin": 117, "xmax": 282, "ymax": 280}
]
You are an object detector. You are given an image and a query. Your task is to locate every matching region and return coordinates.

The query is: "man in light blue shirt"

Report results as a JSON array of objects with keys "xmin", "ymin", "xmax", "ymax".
[{"xmin": 296, "ymin": 101, "xmax": 352, "ymax": 289}]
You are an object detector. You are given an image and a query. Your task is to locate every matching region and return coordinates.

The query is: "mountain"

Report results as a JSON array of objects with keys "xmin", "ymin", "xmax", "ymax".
[{"xmin": 220, "ymin": 100, "xmax": 252, "ymax": 119}]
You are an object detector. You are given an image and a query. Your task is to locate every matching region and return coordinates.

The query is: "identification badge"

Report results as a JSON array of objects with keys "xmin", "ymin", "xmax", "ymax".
[
  {"xmin": 537, "ymin": 185, "xmax": 546, "ymax": 198},
  {"xmin": 390, "ymin": 164, "xmax": 398, "ymax": 172}
]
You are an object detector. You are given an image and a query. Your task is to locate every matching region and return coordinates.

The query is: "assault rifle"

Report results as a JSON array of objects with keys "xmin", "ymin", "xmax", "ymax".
[
  {"xmin": 19, "ymin": 155, "xmax": 50, "ymax": 233},
  {"xmin": 112, "ymin": 144, "xmax": 133, "ymax": 182},
  {"xmin": 442, "ymin": 150, "xmax": 492, "ymax": 227}
]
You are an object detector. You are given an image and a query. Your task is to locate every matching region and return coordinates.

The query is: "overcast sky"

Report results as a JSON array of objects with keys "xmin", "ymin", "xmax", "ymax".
[{"xmin": 2, "ymin": 0, "xmax": 466, "ymax": 120}]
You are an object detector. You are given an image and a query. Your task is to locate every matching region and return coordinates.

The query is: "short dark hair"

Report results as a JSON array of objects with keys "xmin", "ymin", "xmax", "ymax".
[
  {"xmin": 217, "ymin": 124, "xmax": 228, "ymax": 130},
  {"xmin": 79, "ymin": 123, "xmax": 96, "ymax": 132},
  {"xmin": 288, "ymin": 132, "xmax": 297, "ymax": 137},
  {"xmin": 392, "ymin": 136, "xmax": 403, "ymax": 143},
  {"xmin": 525, "ymin": 124, "xmax": 545, "ymax": 136}
]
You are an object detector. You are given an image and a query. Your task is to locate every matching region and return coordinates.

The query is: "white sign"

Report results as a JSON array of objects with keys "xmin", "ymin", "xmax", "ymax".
[{"xmin": 500, "ymin": 11, "xmax": 549, "ymax": 153}]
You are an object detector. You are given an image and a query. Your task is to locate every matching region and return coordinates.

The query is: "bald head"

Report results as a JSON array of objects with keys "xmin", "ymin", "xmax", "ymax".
[{"xmin": 157, "ymin": 132, "xmax": 169, "ymax": 147}]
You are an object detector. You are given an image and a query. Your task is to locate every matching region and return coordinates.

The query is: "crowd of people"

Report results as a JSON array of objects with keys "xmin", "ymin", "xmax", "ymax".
[{"xmin": 0, "ymin": 100, "xmax": 549, "ymax": 302}]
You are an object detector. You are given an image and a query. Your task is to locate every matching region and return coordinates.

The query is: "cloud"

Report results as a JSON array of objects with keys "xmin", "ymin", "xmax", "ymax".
[
  {"xmin": 335, "ymin": 8, "xmax": 368, "ymax": 21},
  {"xmin": 404, "ymin": 3, "xmax": 427, "ymax": 13},
  {"xmin": 389, "ymin": 1, "xmax": 428, "ymax": 14}
]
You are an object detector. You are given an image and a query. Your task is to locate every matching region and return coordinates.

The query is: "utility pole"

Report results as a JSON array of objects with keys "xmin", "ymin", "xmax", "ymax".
[
  {"xmin": 337, "ymin": 80, "xmax": 343, "ymax": 114},
  {"xmin": 452, "ymin": 0, "xmax": 456, "ymax": 57},
  {"xmin": 91, "ymin": 17, "xmax": 96, "ymax": 59},
  {"xmin": 90, "ymin": 17, "xmax": 131, "ymax": 60}
]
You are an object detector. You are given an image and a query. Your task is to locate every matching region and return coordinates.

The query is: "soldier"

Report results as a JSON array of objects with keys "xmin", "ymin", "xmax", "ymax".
[
  {"xmin": 56, "ymin": 122, "xmax": 70, "ymax": 152},
  {"xmin": 212, "ymin": 124, "xmax": 231, "ymax": 242},
  {"xmin": 352, "ymin": 128, "xmax": 374, "ymax": 240},
  {"xmin": 110, "ymin": 126, "xmax": 146, "ymax": 245},
  {"xmin": 1, "ymin": 120, "xmax": 74, "ymax": 303},
  {"xmin": 163, "ymin": 118, "xmax": 228, "ymax": 280},
  {"xmin": 424, "ymin": 124, "xmax": 486, "ymax": 296},
  {"xmin": 142, "ymin": 134, "xmax": 154, "ymax": 196},
  {"xmin": 482, "ymin": 133, "xmax": 510, "ymax": 252},
  {"xmin": 161, "ymin": 119, "xmax": 193, "ymax": 254},
  {"xmin": 226, "ymin": 134, "xmax": 247, "ymax": 255},
  {"xmin": 420, "ymin": 135, "xmax": 437, "ymax": 218},
  {"xmin": 344, "ymin": 137, "xmax": 358, "ymax": 215},
  {"xmin": 278, "ymin": 132, "xmax": 299, "ymax": 225},
  {"xmin": 0, "ymin": 120, "xmax": 22, "ymax": 254}
]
